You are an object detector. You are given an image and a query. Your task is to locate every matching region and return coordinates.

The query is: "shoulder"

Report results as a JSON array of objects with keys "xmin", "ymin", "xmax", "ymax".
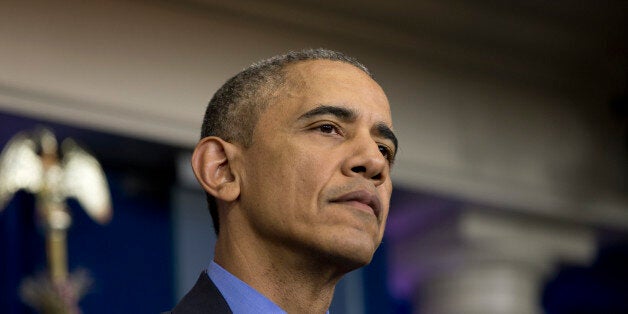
[{"xmin": 170, "ymin": 271, "xmax": 233, "ymax": 314}]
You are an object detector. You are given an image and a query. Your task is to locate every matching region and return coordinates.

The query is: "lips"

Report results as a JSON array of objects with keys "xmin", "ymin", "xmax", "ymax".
[{"xmin": 330, "ymin": 189, "xmax": 382, "ymax": 219}]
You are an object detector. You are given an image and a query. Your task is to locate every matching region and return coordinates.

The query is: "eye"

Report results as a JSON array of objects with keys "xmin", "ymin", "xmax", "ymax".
[
  {"xmin": 378, "ymin": 144, "xmax": 394, "ymax": 163},
  {"xmin": 317, "ymin": 124, "xmax": 340, "ymax": 135}
]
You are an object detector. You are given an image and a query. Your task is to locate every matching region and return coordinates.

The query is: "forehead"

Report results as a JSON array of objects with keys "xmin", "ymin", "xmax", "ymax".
[{"xmin": 269, "ymin": 60, "xmax": 392, "ymax": 124}]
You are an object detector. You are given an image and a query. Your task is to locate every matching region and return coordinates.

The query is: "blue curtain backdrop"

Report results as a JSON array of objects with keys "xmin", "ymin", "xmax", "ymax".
[{"xmin": 0, "ymin": 111, "xmax": 175, "ymax": 313}]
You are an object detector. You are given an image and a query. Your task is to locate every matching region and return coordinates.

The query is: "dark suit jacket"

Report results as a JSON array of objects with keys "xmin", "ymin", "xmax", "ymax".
[{"xmin": 169, "ymin": 272, "xmax": 233, "ymax": 314}]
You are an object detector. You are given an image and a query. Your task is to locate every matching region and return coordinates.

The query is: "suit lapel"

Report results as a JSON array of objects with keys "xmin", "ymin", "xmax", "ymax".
[{"xmin": 171, "ymin": 271, "xmax": 233, "ymax": 314}]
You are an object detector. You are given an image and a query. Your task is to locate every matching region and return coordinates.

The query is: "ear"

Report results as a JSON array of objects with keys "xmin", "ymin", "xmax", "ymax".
[{"xmin": 191, "ymin": 137, "xmax": 241, "ymax": 203}]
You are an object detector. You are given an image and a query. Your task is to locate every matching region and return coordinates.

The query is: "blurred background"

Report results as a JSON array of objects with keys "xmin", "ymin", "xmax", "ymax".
[{"xmin": 0, "ymin": 0, "xmax": 626, "ymax": 313}]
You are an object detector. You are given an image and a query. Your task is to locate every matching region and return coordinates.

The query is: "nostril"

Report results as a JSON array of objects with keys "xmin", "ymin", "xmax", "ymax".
[
  {"xmin": 351, "ymin": 166, "xmax": 382, "ymax": 181},
  {"xmin": 351, "ymin": 166, "xmax": 366, "ymax": 173}
]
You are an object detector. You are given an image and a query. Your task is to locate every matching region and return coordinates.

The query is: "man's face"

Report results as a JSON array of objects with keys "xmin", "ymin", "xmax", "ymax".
[{"xmin": 238, "ymin": 60, "xmax": 396, "ymax": 269}]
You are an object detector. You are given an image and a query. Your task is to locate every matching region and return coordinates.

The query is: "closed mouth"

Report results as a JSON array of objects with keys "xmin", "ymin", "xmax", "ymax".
[{"xmin": 330, "ymin": 189, "xmax": 381, "ymax": 219}]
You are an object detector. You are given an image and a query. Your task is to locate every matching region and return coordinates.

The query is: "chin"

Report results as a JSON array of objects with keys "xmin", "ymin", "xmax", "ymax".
[
  {"xmin": 314, "ymin": 231, "xmax": 380, "ymax": 272},
  {"xmin": 326, "ymin": 248, "xmax": 375, "ymax": 274}
]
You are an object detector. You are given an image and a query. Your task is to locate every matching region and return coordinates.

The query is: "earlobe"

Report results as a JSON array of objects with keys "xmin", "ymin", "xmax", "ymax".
[{"xmin": 191, "ymin": 137, "xmax": 240, "ymax": 203}]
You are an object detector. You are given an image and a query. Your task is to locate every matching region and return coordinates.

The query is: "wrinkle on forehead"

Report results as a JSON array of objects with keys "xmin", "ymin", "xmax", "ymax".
[{"xmin": 263, "ymin": 59, "xmax": 393, "ymax": 127}]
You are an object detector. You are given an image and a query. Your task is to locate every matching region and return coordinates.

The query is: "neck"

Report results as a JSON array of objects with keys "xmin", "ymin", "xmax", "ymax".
[{"xmin": 214, "ymin": 225, "xmax": 344, "ymax": 314}]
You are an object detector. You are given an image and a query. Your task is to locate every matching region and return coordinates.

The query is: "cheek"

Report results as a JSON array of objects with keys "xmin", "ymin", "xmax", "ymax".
[
  {"xmin": 243, "ymin": 140, "xmax": 331, "ymax": 216},
  {"xmin": 287, "ymin": 150, "xmax": 333, "ymax": 214},
  {"xmin": 292, "ymin": 152, "xmax": 327, "ymax": 180},
  {"xmin": 277, "ymin": 152, "xmax": 340, "ymax": 235}
]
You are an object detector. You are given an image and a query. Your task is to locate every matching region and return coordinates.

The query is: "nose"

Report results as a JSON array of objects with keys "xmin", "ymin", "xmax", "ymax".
[{"xmin": 342, "ymin": 137, "xmax": 389, "ymax": 186}]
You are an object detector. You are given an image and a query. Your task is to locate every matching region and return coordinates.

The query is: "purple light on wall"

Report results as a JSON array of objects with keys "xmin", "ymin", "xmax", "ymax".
[{"xmin": 386, "ymin": 188, "xmax": 462, "ymax": 300}]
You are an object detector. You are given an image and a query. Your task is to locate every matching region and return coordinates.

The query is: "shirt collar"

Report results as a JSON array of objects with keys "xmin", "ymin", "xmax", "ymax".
[{"xmin": 208, "ymin": 261, "xmax": 287, "ymax": 314}]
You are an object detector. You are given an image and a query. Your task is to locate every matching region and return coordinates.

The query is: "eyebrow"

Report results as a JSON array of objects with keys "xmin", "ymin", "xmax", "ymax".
[
  {"xmin": 298, "ymin": 105, "xmax": 357, "ymax": 122},
  {"xmin": 298, "ymin": 104, "xmax": 399, "ymax": 155},
  {"xmin": 375, "ymin": 123, "xmax": 398, "ymax": 156}
]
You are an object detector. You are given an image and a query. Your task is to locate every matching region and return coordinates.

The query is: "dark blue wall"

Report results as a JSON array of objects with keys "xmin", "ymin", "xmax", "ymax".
[{"xmin": 542, "ymin": 241, "xmax": 628, "ymax": 314}]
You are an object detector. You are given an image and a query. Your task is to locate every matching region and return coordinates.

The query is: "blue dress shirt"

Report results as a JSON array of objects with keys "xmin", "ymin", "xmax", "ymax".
[
  {"xmin": 208, "ymin": 261, "xmax": 330, "ymax": 314},
  {"xmin": 208, "ymin": 261, "xmax": 285, "ymax": 314}
]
